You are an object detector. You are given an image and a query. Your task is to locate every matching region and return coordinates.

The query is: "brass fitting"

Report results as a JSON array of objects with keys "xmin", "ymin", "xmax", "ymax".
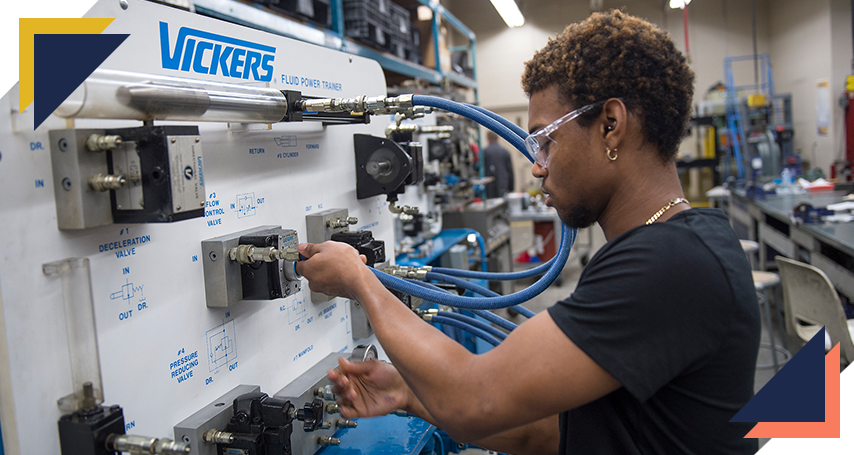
[
  {"xmin": 86, "ymin": 134, "xmax": 122, "ymax": 151},
  {"xmin": 318, "ymin": 436, "xmax": 341, "ymax": 446},
  {"xmin": 203, "ymin": 429, "xmax": 234, "ymax": 444}
]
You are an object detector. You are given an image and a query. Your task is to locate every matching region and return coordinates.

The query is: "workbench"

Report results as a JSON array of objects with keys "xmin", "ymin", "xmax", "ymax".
[{"xmin": 729, "ymin": 190, "xmax": 854, "ymax": 300}]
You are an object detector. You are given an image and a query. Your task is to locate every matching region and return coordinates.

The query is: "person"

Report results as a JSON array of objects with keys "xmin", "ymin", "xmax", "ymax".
[
  {"xmin": 483, "ymin": 130, "xmax": 515, "ymax": 198},
  {"xmin": 296, "ymin": 10, "xmax": 760, "ymax": 455}
]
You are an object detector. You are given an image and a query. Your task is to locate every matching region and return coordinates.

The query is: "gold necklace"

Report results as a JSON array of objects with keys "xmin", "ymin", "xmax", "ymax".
[{"xmin": 645, "ymin": 198, "xmax": 689, "ymax": 225}]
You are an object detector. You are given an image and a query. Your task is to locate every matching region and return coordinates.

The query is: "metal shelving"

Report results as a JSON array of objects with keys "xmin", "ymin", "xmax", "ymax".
[{"xmin": 190, "ymin": 0, "xmax": 477, "ymax": 92}]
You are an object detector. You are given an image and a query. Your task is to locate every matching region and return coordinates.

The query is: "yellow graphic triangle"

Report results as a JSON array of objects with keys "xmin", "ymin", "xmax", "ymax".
[{"xmin": 19, "ymin": 18, "xmax": 115, "ymax": 112}]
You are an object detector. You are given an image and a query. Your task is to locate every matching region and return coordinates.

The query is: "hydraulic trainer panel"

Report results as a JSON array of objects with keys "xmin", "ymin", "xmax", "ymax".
[{"xmin": 0, "ymin": 1, "xmax": 420, "ymax": 454}]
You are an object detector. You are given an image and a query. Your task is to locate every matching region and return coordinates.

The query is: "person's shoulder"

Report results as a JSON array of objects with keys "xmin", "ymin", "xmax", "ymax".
[{"xmin": 587, "ymin": 209, "xmax": 733, "ymax": 274}]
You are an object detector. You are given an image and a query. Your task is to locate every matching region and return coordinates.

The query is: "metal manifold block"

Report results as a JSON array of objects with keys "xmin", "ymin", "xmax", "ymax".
[{"xmin": 202, "ymin": 226, "xmax": 302, "ymax": 308}]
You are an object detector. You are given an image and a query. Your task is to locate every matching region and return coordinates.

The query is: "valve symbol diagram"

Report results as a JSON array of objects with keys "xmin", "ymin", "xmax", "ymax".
[
  {"xmin": 110, "ymin": 279, "xmax": 144, "ymax": 303},
  {"xmin": 207, "ymin": 320, "xmax": 237, "ymax": 373},
  {"xmin": 235, "ymin": 193, "xmax": 256, "ymax": 218}
]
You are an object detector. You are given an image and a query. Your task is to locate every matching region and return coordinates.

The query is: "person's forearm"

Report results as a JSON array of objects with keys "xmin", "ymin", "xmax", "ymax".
[
  {"xmin": 349, "ymin": 270, "xmax": 526, "ymax": 441},
  {"xmin": 404, "ymin": 382, "xmax": 558, "ymax": 455}
]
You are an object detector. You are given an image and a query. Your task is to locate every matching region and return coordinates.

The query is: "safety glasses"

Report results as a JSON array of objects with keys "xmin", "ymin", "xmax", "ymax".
[{"xmin": 524, "ymin": 103, "xmax": 598, "ymax": 168}]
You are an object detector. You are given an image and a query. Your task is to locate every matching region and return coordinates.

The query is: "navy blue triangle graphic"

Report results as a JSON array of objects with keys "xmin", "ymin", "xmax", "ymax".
[
  {"xmin": 731, "ymin": 327, "xmax": 826, "ymax": 423},
  {"xmin": 34, "ymin": 33, "xmax": 129, "ymax": 129}
]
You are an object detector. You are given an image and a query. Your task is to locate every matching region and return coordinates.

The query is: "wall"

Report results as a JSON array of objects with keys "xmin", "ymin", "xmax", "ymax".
[
  {"xmin": 769, "ymin": 0, "xmax": 835, "ymax": 173},
  {"xmin": 831, "ymin": 0, "xmax": 853, "ymax": 168}
]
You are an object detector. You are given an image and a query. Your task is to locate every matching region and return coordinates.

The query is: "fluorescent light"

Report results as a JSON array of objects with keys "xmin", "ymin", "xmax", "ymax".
[
  {"xmin": 490, "ymin": 0, "xmax": 525, "ymax": 28},
  {"xmin": 669, "ymin": 0, "xmax": 692, "ymax": 8}
]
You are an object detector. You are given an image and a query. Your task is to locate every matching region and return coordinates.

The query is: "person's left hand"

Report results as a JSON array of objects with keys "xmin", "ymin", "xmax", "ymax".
[{"xmin": 295, "ymin": 242, "xmax": 370, "ymax": 300}]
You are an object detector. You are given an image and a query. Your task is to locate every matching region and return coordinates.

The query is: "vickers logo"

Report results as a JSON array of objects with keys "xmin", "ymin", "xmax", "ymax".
[{"xmin": 159, "ymin": 22, "xmax": 275, "ymax": 81}]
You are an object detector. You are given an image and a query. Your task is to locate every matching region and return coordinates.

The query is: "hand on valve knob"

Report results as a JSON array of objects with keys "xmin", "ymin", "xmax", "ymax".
[{"xmin": 295, "ymin": 242, "xmax": 369, "ymax": 301}]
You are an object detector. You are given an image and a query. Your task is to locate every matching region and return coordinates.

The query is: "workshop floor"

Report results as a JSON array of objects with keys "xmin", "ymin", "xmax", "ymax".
[{"xmin": 458, "ymin": 224, "xmax": 783, "ymax": 453}]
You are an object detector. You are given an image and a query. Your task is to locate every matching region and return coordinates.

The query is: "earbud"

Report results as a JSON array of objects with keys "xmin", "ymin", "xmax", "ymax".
[{"xmin": 605, "ymin": 120, "xmax": 616, "ymax": 132}]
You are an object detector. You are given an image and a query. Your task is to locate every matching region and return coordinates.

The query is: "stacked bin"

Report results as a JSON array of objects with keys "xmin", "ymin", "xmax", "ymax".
[
  {"xmin": 343, "ymin": 0, "xmax": 420, "ymax": 64},
  {"xmin": 343, "ymin": 0, "xmax": 393, "ymax": 49},
  {"xmin": 260, "ymin": 0, "xmax": 332, "ymax": 28}
]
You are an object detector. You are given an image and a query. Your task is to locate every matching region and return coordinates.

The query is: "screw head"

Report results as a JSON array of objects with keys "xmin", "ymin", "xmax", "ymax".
[
  {"xmin": 182, "ymin": 435, "xmax": 190, "ymax": 444},
  {"xmin": 58, "ymin": 138, "xmax": 69, "ymax": 151},
  {"xmin": 209, "ymin": 251, "xmax": 218, "ymax": 261},
  {"xmin": 119, "ymin": 0, "xmax": 129, "ymax": 10},
  {"xmin": 200, "ymin": 200, "xmax": 205, "ymax": 207},
  {"xmin": 61, "ymin": 178, "xmax": 72, "ymax": 191},
  {"xmin": 171, "ymin": 138, "xmax": 177, "ymax": 143},
  {"xmin": 176, "ymin": 205, "xmax": 182, "ymax": 211}
]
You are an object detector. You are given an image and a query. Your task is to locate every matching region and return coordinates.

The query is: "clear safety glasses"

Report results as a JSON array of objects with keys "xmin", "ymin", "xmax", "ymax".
[{"xmin": 523, "ymin": 103, "xmax": 598, "ymax": 168}]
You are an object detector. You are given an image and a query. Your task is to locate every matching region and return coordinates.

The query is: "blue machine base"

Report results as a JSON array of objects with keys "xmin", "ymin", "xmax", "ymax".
[{"xmin": 317, "ymin": 414, "xmax": 436, "ymax": 455}]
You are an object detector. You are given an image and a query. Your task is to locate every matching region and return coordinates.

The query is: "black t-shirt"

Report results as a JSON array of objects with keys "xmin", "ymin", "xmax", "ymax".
[{"xmin": 547, "ymin": 208, "xmax": 760, "ymax": 455}]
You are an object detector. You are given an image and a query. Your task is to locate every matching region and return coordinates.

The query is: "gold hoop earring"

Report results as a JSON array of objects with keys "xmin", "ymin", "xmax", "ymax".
[{"xmin": 606, "ymin": 146, "xmax": 618, "ymax": 161}]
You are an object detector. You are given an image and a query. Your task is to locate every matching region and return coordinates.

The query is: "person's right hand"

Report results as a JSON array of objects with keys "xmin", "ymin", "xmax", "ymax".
[{"xmin": 327, "ymin": 357, "xmax": 413, "ymax": 419}]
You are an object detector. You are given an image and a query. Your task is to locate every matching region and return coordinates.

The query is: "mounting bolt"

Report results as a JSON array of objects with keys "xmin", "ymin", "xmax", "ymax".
[
  {"xmin": 119, "ymin": 0, "xmax": 129, "ymax": 10},
  {"xmin": 61, "ymin": 178, "xmax": 72, "ymax": 191},
  {"xmin": 209, "ymin": 251, "xmax": 218, "ymax": 261},
  {"xmin": 58, "ymin": 138, "xmax": 69, "ymax": 151},
  {"xmin": 171, "ymin": 138, "xmax": 177, "ymax": 143}
]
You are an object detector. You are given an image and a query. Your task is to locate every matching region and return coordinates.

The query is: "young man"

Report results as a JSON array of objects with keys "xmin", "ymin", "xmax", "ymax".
[{"xmin": 296, "ymin": 11, "xmax": 760, "ymax": 455}]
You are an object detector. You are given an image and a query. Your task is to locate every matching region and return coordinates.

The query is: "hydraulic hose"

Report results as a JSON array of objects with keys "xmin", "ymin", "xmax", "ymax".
[
  {"xmin": 436, "ymin": 311, "xmax": 507, "ymax": 340},
  {"xmin": 459, "ymin": 229, "xmax": 488, "ymax": 272},
  {"xmin": 405, "ymin": 279, "xmax": 520, "ymax": 331},
  {"xmin": 371, "ymin": 223, "xmax": 571, "ymax": 309},
  {"xmin": 430, "ymin": 316, "xmax": 501, "ymax": 346},
  {"xmin": 470, "ymin": 309, "xmax": 518, "ymax": 331},
  {"xmin": 425, "ymin": 272, "xmax": 532, "ymax": 319},
  {"xmin": 432, "ymin": 224, "xmax": 574, "ymax": 281},
  {"xmin": 465, "ymin": 103, "xmax": 530, "ymax": 144},
  {"xmin": 412, "ymin": 95, "xmax": 526, "ymax": 155}
]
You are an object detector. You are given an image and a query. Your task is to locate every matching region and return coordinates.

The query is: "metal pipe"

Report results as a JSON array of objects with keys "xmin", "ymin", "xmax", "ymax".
[{"xmin": 55, "ymin": 69, "xmax": 289, "ymax": 123}]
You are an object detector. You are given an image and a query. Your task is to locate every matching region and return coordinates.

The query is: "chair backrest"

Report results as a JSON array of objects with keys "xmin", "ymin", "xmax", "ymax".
[{"xmin": 775, "ymin": 257, "xmax": 854, "ymax": 365}]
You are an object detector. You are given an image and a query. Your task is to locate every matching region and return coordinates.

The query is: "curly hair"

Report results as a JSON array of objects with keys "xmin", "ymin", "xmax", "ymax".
[{"xmin": 521, "ymin": 10, "xmax": 694, "ymax": 161}]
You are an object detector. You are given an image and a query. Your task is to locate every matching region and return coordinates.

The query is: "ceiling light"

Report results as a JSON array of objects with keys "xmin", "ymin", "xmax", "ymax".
[
  {"xmin": 490, "ymin": 0, "xmax": 525, "ymax": 28},
  {"xmin": 669, "ymin": 0, "xmax": 692, "ymax": 9}
]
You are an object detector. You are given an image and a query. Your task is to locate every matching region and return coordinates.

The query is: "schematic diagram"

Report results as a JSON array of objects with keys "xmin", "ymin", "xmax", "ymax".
[
  {"xmin": 206, "ymin": 320, "xmax": 237, "ymax": 373},
  {"xmin": 110, "ymin": 279, "xmax": 144, "ymax": 302},
  {"xmin": 286, "ymin": 295, "xmax": 306, "ymax": 325},
  {"xmin": 234, "ymin": 193, "xmax": 256, "ymax": 218},
  {"xmin": 274, "ymin": 135, "xmax": 297, "ymax": 147}
]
